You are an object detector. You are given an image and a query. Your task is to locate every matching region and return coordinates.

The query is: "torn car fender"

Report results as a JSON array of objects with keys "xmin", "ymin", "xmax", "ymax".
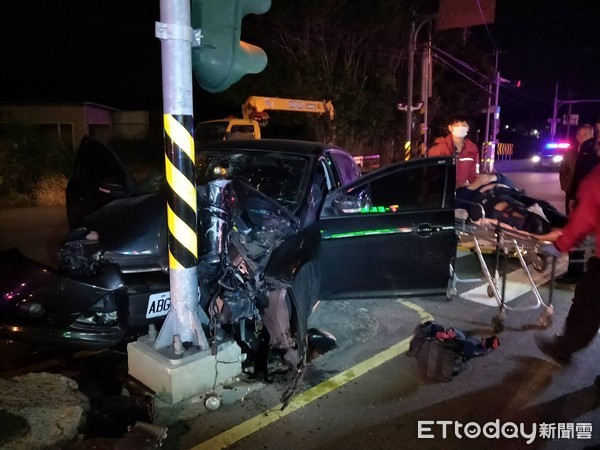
[{"xmin": 0, "ymin": 248, "xmax": 125, "ymax": 320}]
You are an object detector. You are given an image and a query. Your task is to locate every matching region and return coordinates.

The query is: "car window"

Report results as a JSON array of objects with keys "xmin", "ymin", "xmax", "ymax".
[
  {"xmin": 227, "ymin": 125, "xmax": 256, "ymax": 140},
  {"xmin": 75, "ymin": 138, "xmax": 133, "ymax": 187},
  {"xmin": 131, "ymin": 171, "xmax": 165, "ymax": 196},
  {"xmin": 337, "ymin": 163, "xmax": 448, "ymax": 214}
]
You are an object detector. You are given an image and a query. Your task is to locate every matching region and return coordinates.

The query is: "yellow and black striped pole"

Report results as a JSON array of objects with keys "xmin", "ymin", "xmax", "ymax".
[
  {"xmin": 153, "ymin": 0, "xmax": 208, "ymax": 351},
  {"xmin": 164, "ymin": 114, "xmax": 197, "ymax": 271},
  {"xmin": 404, "ymin": 140, "xmax": 411, "ymax": 161}
]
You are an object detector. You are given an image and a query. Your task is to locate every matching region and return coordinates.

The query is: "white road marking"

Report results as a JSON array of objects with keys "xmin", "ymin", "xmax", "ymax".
[{"xmin": 459, "ymin": 253, "xmax": 568, "ymax": 307}]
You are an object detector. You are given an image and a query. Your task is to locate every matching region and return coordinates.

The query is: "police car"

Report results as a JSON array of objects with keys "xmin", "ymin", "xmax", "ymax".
[{"xmin": 531, "ymin": 142, "xmax": 570, "ymax": 170}]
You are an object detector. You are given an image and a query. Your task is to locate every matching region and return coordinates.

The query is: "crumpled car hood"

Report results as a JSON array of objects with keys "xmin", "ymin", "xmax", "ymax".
[
  {"xmin": 80, "ymin": 178, "xmax": 299, "ymax": 273},
  {"xmin": 0, "ymin": 248, "xmax": 124, "ymax": 319},
  {"xmin": 82, "ymin": 191, "xmax": 168, "ymax": 272}
]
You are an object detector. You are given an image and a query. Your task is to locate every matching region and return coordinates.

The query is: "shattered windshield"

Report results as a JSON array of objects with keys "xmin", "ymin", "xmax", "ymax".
[{"xmin": 197, "ymin": 150, "xmax": 310, "ymax": 212}]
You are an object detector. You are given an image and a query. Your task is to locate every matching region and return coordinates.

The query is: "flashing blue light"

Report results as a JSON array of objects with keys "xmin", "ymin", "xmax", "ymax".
[{"xmin": 545, "ymin": 142, "xmax": 570, "ymax": 149}]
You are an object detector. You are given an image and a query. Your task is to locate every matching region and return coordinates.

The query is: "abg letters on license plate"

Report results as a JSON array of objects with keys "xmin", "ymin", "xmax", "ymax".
[{"xmin": 146, "ymin": 291, "xmax": 171, "ymax": 319}]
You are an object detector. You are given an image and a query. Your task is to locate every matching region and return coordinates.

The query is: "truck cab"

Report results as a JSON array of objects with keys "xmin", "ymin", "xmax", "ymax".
[{"xmin": 194, "ymin": 118, "xmax": 260, "ymax": 143}]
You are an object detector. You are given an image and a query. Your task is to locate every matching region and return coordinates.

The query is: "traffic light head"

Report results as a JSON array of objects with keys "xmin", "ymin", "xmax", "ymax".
[{"xmin": 191, "ymin": 0, "xmax": 271, "ymax": 93}]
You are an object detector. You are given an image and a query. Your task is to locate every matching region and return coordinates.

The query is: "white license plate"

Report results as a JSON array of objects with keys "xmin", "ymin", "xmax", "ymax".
[{"xmin": 146, "ymin": 291, "xmax": 171, "ymax": 319}]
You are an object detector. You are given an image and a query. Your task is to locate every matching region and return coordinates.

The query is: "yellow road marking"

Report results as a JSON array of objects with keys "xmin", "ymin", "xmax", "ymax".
[
  {"xmin": 398, "ymin": 299, "xmax": 434, "ymax": 323},
  {"xmin": 191, "ymin": 300, "xmax": 432, "ymax": 450}
]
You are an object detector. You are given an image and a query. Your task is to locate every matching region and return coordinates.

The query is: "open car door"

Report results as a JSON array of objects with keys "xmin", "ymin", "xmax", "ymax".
[
  {"xmin": 319, "ymin": 156, "xmax": 456, "ymax": 300},
  {"xmin": 66, "ymin": 136, "xmax": 136, "ymax": 229}
]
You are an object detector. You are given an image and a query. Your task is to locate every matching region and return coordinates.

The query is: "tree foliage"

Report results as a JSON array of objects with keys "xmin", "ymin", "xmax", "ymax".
[{"xmin": 0, "ymin": 124, "xmax": 72, "ymax": 196}]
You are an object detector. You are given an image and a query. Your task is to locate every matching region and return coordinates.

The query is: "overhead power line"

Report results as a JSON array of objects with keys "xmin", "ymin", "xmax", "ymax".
[
  {"xmin": 432, "ymin": 46, "xmax": 491, "ymax": 80},
  {"xmin": 475, "ymin": 0, "xmax": 498, "ymax": 50},
  {"xmin": 432, "ymin": 53, "xmax": 490, "ymax": 93}
]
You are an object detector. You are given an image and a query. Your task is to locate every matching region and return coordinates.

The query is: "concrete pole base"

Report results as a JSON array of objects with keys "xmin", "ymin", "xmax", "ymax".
[{"xmin": 127, "ymin": 335, "xmax": 243, "ymax": 404}]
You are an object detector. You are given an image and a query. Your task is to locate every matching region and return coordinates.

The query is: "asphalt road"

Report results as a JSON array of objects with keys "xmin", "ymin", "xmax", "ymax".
[{"xmin": 1, "ymin": 170, "xmax": 599, "ymax": 449}]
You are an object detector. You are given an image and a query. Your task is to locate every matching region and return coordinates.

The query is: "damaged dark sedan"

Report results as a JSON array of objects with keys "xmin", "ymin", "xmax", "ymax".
[{"xmin": 0, "ymin": 137, "xmax": 457, "ymax": 379}]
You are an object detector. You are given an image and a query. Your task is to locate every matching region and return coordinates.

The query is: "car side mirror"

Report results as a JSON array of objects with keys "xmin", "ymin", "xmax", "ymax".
[{"xmin": 332, "ymin": 194, "xmax": 366, "ymax": 214}]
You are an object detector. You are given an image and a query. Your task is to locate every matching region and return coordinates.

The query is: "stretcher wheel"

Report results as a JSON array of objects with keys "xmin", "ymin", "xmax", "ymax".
[
  {"xmin": 532, "ymin": 254, "xmax": 547, "ymax": 273},
  {"xmin": 487, "ymin": 284, "xmax": 496, "ymax": 298},
  {"xmin": 446, "ymin": 287, "xmax": 457, "ymax": 301},
  {"xmin": 539, "ymin": 305, "xmax": 554, "ymax": 329}
]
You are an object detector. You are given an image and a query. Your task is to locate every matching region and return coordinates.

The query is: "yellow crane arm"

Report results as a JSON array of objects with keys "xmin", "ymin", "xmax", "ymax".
[{"xmin": 242, "ymin": 96, "xmax": 335, "ymax": 121}]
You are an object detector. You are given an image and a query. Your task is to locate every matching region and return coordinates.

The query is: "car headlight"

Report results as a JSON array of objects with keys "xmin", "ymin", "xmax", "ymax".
[
  {"xmin": 553, "ymin": 155, "xmax": 564, "ymax": 163},
  {"xmin": 532, "ymin": 155, "xmax": 541, "ymax": 163},
  {"xmin": 16, "ymin": 301, "xmax": 45, "ymax": 318}
]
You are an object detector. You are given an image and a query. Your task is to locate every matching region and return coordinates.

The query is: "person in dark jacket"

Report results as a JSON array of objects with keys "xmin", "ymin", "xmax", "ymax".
[
  {"xmin": 556, "ymin": 118, "xmax": 600, "ymax": 284},
  {"xmin": 566, "ymin": 119, "xmax": 600, "ymax": 213},
  {"xmin": 536, "ymin": 164, "xmax": 600, "ymax": 365},
  {"xmin": 560, "ymin": 124, "xmax": 594, "ymax": 209}
]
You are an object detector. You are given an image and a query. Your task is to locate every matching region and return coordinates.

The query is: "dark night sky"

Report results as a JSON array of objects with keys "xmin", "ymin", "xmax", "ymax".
[
  {"xmin": 1, "ymin": 1, "xmax": 600, "ymax": 129},
  {"xmin": 471, "ymin": 0, "xmax": 600, "ymax": 128}
]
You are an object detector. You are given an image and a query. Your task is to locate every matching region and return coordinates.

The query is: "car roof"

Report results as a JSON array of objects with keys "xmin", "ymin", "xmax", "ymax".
[{"xmin": 203, "ymin": 139, "xmax": 342, "ymax": 157}]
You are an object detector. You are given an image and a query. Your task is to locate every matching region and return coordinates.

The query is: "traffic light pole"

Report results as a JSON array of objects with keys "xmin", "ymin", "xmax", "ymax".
[
  {"xmin": 550, "ymin": 82, "xmax": 600, "ymax": 141},
  {"xmin": 154, "ymin": 0, "xmax": 208, "ymax": 351}
]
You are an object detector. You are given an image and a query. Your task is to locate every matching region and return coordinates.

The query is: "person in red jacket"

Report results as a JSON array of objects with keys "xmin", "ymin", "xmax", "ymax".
[
  {"xmin": 536, "ymin": 164, "xmax": 600, "ymax": 365},
  {"xmin": 428, "ymin": 113, "xmax": 480, "ymax": 187}
]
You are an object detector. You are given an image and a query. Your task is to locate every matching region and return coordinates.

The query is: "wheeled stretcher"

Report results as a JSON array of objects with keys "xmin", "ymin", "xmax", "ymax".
[{"xmin": 452, "ymin": 205, "xmax": 559, "ymax": 332}]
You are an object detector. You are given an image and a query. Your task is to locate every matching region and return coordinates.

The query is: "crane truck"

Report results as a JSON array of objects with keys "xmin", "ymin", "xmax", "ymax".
[
  {"xmin": 194, "ymin": 96, "xmax": 334, "ymax": 142},
  {"xmin": 194, "ymin": 96, "xmax": 378, "ymax": 172}
]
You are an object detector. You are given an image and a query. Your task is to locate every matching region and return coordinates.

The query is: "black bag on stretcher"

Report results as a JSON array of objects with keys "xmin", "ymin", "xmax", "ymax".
[
  {"xmin": 407, "ymin": 321, "xmax": 499, "ymax": 381},
  {"xmin": 455, "ymin": 173, "xmax": 568, "ymax": 235}
]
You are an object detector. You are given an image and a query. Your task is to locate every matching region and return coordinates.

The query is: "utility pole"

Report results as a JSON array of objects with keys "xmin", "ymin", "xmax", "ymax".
[
  {"xmin": 403, "ymin": 15, "xmax": 436, "ymax": 161},
  {"xmin": 566, "ymin": 101, "xmax": 573, "ymax": 140},
  {"xmin": 483, "ymin": 50, "xmax": 498, "ymax": 173},
  {"xmin": 154, "ymin": 0, "xmax": 208, "ymax": 351},
  {"xmin": 489, "ymin": 69, "xmax": 501, "ymax": 173},
  {"xmin": 420, "ymin": 23, "xmax": 432, "ymax": 156},
  {"xmin": 550, "ymin": 82, "xmax": 559, "ymax": 142},
  {"xmin": 405, "ymin": 21, "xmax": 415, "ymax": 161}
]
